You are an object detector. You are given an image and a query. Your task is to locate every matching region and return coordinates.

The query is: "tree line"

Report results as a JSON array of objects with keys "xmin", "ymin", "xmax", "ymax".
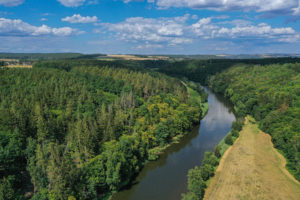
[{"xmin": 181, "ymin": 61, "xmax": 299, "ymax": 200}]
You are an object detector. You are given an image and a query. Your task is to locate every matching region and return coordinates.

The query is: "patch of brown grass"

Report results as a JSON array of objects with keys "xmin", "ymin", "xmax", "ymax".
[
  {"xmin": 204, "ymin": 116, "xmax": 300, "ymax": 200},
  {"xmin": 7, "ymin": 64, "xmax": 32, "ymax": 68}
]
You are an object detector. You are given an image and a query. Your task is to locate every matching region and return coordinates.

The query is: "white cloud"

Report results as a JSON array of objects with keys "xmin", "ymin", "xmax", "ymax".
[
  {"xmin": 151, "ymin": 0, "xmax": 300, "ymax": 15},
  {"xmin": 0, "ymin": 0, "xmax": 24, "ymax": 6},
  {"xmin": 100, "ymin": 15, "xmax": 192, "ymax": 45},
  {"xmin": 57, "ymin": 0, "xmax": 86, "ymax": 7},
  {"xmin": 192, "ymin": 18, "xmax": 300, "ymax": 42},
  {"xmin": 98, "ymin": 15, "xmax": 300, "ymax": 46},
  {"xmin": 40, "ymin": 18, "xmax": 47, "ymax": 21},
  {"xmin": 191, "ymin": 17, "xmax": 219, "ymax": 39},
  {"xmin": 293, "ymin": 0, "xmax": 300, "ymax": 14},
  {"xmin": 0, "ymin": 18, "xmax": 80, "ymax": 37},
  {"xmin": 62, "ymin": 14, "xmax": 98, "ymax": 23},
  {"xmin": 137, "ymin": 43, "xmax": 163, "ymax": 49}
]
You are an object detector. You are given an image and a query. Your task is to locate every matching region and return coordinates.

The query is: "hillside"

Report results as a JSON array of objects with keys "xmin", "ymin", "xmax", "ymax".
[
  {"xmin": 210, "ymin": 63, "xmax": 300, "ymax": 180},
  {"xmin": 204, "ymin": 116, "xmax": 300, "ymax": 200},
  {"xmin": 0, "ymin": 64, "xmax": 206, "ymax": 200}
]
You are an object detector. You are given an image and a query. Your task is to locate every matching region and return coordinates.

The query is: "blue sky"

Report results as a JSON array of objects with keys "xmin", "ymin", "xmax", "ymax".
[{"xmin": 1, "ymin": 0, "xmax": 300, "ymax": 54}]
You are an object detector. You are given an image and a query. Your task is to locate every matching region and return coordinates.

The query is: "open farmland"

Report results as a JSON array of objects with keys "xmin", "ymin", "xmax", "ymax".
[{"xmin": 7, "ymin": 64, "xmax": 32, "ymax": 68}]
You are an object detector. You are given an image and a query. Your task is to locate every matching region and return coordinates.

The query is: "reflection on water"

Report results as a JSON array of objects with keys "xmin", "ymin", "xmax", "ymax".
[{"xmin": 112, "ymin": 87, "xmax": 236, "ymax": 200}]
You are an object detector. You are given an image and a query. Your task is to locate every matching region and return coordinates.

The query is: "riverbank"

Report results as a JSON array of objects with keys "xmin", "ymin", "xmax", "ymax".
[
  {"xmin": 147, "ymin": 83, "xmax": 208, "ymax": 161},
  {"xmin": 204, "ymin": 116, "xmax": 300, "ymax": 200},
  {"xmin": 110, "ymin": 83, "xmax": 208, "ymax": 200},
  {"xmin": 112, "ymin": 85, "xmax": 235, "ymax": 200}
]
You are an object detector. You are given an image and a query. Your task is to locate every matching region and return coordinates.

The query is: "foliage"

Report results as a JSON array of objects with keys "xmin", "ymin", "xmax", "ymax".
[
  {"xmin": 0, "ymin": 63, "xmax": 204, "ymax": 199},
  {"xmin": 214, "ymin": 146, "xmax": 221, "ymax": 158},
  {"xmin": 181, "ymin": 152, "xmax": 218, "ymax": 200},
  {"xmin": 224, "ymin": 134, "xmax": 233, "ymax": 145},
  {"xmin": 157, "ymin": 58, "xmax": 300, "ymax": 85},
  {"xmin": 210, "ymin": 63, "xmax": 300, "ymax": 180}
]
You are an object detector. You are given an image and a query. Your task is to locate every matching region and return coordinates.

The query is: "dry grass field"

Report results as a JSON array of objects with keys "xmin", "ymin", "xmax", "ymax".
[
  {"xmin": 204, "ymin": 116, "xmax": 300, "ymax": 200},
  {"xmin": 7, "ymin": 64, "xmax": 32, "ymax": 68}
]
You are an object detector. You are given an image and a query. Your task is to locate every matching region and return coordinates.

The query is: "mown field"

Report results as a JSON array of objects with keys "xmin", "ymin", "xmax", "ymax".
[
  {"xmin": 7, "ymin": 65, "xmax": 33, "ymax": 68},
  {"xmin": 204, "ymin": 116, "xmax": 300, "ymax": 200}
]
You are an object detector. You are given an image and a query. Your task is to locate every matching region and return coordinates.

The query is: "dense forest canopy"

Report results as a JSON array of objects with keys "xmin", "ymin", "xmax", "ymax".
[
  {"xmin": 34, "ymin": 57, "xmax": 300, "ymax": 85},
  {"xmin": 210, "ymin": 63, "xmax": 300, "ymax": 180},
  {"xmin": 1, "ymin": 57, "xmax": 300, "ymax": 200},
  {"xmin": 0, "ymin": 63, "xmax": 205, "ymax": 200}
]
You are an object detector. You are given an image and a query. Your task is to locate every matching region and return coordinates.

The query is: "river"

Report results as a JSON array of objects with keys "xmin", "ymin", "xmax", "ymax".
[{"xmin": 112, "ymin": 87, "xmax": 236, "ymax": 200}]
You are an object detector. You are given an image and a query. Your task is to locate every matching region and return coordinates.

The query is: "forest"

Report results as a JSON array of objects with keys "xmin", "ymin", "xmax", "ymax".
[
  {"xmin": 0, "ymin": 63, "xmax": 206, "ymax": 200},
  {"xmin": 181, "ymin": 62, "xmax": 300, "ymax": 200},
  {"xmin": 210, "ymin": 63, "xmax": 300, "ymax": 181},
  {"xmin": 1, "ymin": 57, "xmax": 299, "ymax": 200},
  {"xmin": 33, "ymin": 57, "xmax": 300, "ymax": 85}
]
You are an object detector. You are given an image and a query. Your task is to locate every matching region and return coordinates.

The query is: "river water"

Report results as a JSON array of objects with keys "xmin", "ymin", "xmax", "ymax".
[{"xmin": 112, "ymin": 87, "xmax": 236, "ymax": 200}]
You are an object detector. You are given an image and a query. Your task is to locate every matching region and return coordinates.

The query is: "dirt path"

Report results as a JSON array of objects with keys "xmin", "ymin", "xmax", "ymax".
[{"xmin": 204, "ymin": 116, "xmax": 300, "ymax": 200}]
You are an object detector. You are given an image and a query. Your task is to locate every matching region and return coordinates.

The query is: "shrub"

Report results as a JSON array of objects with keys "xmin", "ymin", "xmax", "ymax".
[
  {"xmin": 202, "ymin": 152, "xmax": 219, "ymax": 167},
  {"xmin": 200, "ymin": 164, "xmax": 214, "ymax": 181},
  {"xmin": 214, "ymin": 146, "xmax": 221, "ymax": 158},
  {"xmin": 225, "ymin": 134, "xmax": 233, "ymax": 145},
  {"xmin": 231, "ymin": 130, "xmax": 239, "ymax": 137}
]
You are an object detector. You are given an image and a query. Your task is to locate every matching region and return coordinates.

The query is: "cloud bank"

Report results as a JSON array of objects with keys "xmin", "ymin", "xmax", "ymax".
[
  {"xmin": 0, "ymin": 0, "xmax": 24, "ymax": 7},
  {"xmin": 99, "ymin": 15, "xmax": 300, "ymax": 47},
  {"xmin": 101, "ymin": 15, "xmax": 192, "ymax": 46},
  {"xmin": 0, "ymin": 18, "xmax": 80, "ymax": 37},
  {"xmin": 124, "ymin": 0, "xmax": 300, "ymax": 15}
]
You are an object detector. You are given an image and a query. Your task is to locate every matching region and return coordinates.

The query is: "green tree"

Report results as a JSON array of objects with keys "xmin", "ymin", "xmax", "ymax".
[
  {"xmin": 225, "ymin": 134, "xmax": 233, "ymax": 145},
  {"xmin": 214, "ymin": 146, "xmax": 221, "ymax": 158}
]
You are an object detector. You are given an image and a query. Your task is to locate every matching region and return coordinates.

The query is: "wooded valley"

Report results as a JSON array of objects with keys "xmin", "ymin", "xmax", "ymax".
[
  {"xmin": 0, "ymin": 57, "xmax": 299, "ymax": 200},
  {"xmin": 0, "ymin": 63, "xmax": 206, "ymax": 199}
]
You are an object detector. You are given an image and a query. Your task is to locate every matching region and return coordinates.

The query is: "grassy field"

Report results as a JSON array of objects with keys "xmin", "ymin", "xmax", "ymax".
[
  {"xmin": 7, "ymin": 64, "xmax": 32, "ymax": 68},
  {"xmin": 204, "ymin": 116, "xmax": 300, "ymax": 200}
]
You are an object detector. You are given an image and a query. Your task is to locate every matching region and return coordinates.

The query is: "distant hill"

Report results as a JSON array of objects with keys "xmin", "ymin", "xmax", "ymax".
[
  {"xmin": 0, "ymin": 53, "xmax": 83, "ymax": 60},
  {"xmin": 159, "ymin": 54, "xmax": 300, "ymax": 59},
  {"xmin": 1, "ymin": 53, "xmax": 300, "ymax": 61}
]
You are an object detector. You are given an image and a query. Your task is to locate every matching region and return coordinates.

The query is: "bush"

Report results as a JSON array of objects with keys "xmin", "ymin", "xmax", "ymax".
[
  {"xmin": 200, "ymin": 164, "xmax": 214, "ymax": 181},
  {"xmin": 231, "ymin": 130, "xmax": 239, "ymax": 137},
  {"xmin": 148, "ymin": 148, "xmax": 160, "ymax": 161},
  {"xmin": 202, "ymin": 152, "xmax": 219, "ymax": 167},
  {"xmin": 187, "ymin": 167, "xmax": 206, "ymax": 199},
  {"xmin": 214, "ymin": 146, "xmax": 221, "ymax": 158},
  {"xmin": 232, "ymin": 118, "xmax": 244, "ymax": 131},
  {"xmin": 225, "ymin": 134, "xmax": 233, "ymax": 145}
]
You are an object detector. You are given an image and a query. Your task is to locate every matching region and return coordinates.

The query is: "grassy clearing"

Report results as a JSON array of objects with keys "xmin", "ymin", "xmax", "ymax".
[{"xmin": 204, "ymin": 116, "xmax": 300, "ymax": 200}]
